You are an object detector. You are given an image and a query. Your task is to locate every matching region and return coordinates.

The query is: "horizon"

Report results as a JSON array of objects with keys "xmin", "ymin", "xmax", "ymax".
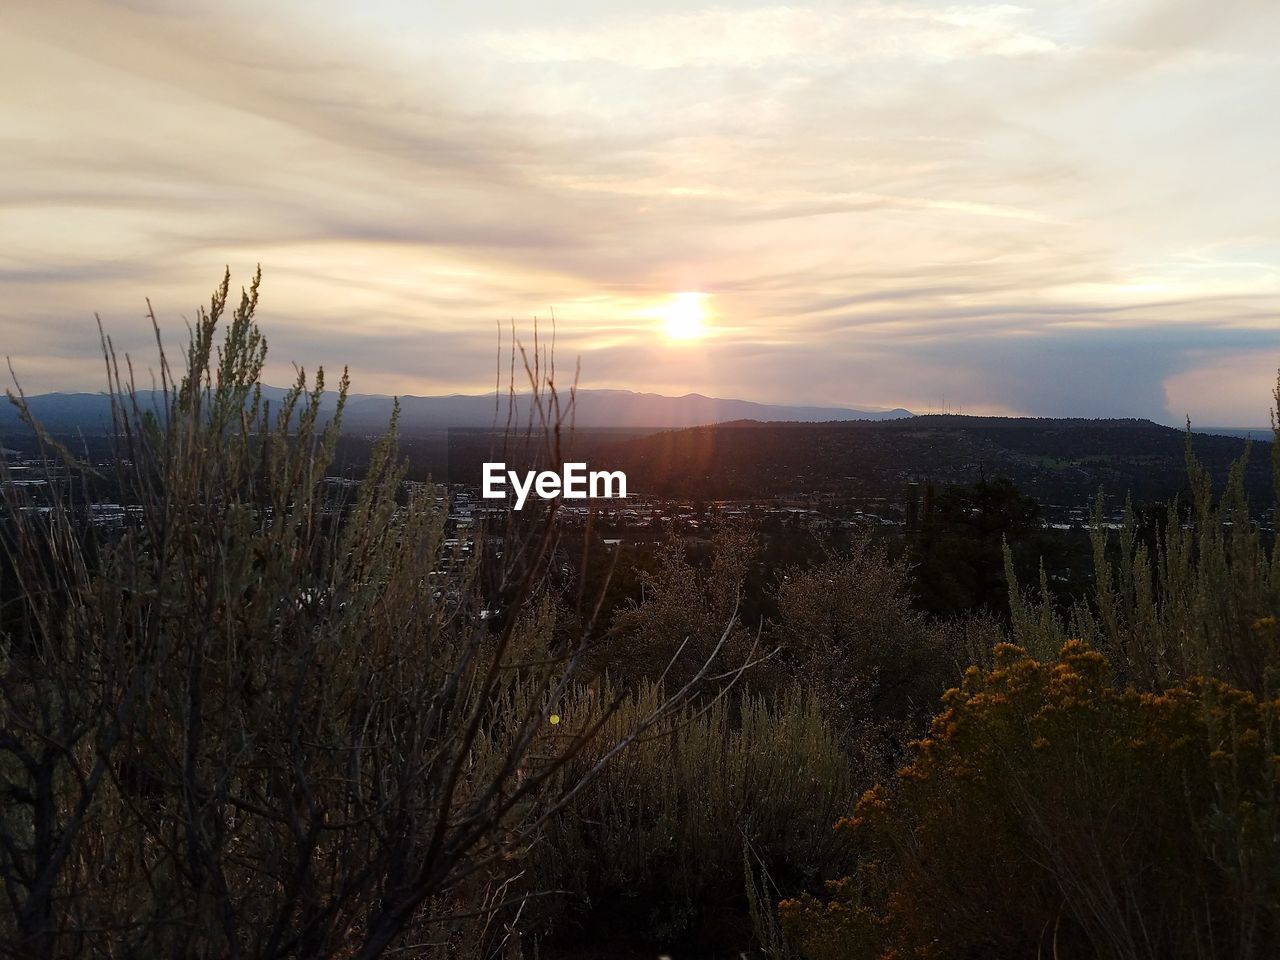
[
  {"xmin": 4, "ymin": 1, "xmax": 1280, "ymax": 426},
  {"xmin": 10, "ymin": 381, "xmax": 1279, "ymax": 433}
]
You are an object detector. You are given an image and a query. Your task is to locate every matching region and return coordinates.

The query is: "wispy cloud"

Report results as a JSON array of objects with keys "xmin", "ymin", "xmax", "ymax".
[
  {"xmin": 479, "ymin": 4, "xmax": 1060, "ymax": 69},
  {"xmin": 1, "ymin": 0, "xmax": 1277, "ymax": 424}
]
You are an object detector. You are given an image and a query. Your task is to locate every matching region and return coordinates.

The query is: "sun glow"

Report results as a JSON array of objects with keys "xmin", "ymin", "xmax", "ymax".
[{"xmin": 660, "ymin": 292, "xmax": 710, "ymax": 341}]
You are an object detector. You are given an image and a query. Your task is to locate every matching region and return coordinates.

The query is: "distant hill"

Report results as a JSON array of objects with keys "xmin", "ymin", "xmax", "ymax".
[
  {"xmin": 1193, "ymin": 426, "xmax": 1275, "ymax": 441},
  {"xmin": 607, "ymin": 415, "xmax": 1276, "ymax": 508},
  {"xmin": 9, "ymin": 391, "xmax": 1271, "ymax": 510},
  {"xmin": 0, "ymin": 387, "xmax": 910, "ymax": 437}
]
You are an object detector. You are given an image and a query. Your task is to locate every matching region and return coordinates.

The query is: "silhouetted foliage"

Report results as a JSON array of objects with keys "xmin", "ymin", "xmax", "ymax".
[
  {"xmin": 0, "ymin": 272, "xmax": 724, "ymax": 959},
  {"xmin": 912, "ymin": 476, "xmax": 1081, "ymax": 617}
]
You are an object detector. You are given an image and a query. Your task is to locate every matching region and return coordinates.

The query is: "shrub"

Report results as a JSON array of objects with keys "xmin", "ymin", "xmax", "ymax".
[
  {"xmin": 0, "ymin": 272, "xmax": 690, "ymax": 958},
  {"xmin": 604, "ymin": 521, "xmax": 760, "ymax": 690},
  {"xmin": 781, "ymin": 642, "xmax": 1280, "ymax": 960},
  {"xmin": 521, "ymin": 681, "xmax": 862, "ymax": 954},
  {"xmin": 771, "ymin": 536, "xmax": 950, "ymax": 731},
  {"xmin": 1008, "ymin": 375, "xmax": 1280, "ymax": 693}
]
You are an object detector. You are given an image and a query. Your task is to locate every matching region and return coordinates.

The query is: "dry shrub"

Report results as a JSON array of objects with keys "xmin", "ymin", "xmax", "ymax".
[
  {"xmin": 604, "ymin": 522, "xmax": 760, "ymax": 691},
  {"xmin": 517, "ymin": 680, "xmax": 861, "ymax": 953},
  {"xmin": 0, "ymin": 271, "xmax": 709, "ymax": 959},
  {"xmin": 771, "ymin": 535, "xmax": 950, "ymax": 731},
  {"xmin": 1009, "ymin": 375, "xmax": 1280, "ymax": 694}
]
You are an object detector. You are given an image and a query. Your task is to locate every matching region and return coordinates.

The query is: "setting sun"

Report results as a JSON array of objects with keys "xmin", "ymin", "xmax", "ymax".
[{"xmin": 660, "ymin": 292, "xmax": 710, "ymax": 341}]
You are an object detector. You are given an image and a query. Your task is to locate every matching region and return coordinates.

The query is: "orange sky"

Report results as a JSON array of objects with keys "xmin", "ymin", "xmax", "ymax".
[{"xmin": 3, "ymin": 0, "xmax": 1279, "ymax": 424}]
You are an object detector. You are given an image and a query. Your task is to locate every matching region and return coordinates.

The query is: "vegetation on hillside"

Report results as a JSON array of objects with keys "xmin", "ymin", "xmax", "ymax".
[{"xmin": 0, "ymin": 273, "xmax": 727, "ymax": 957}]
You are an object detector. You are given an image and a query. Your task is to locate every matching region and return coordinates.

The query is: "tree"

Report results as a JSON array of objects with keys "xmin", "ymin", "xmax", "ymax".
[{"xmin": 912, "ymin": 476, "xmax": 1063, "ymax": 617}]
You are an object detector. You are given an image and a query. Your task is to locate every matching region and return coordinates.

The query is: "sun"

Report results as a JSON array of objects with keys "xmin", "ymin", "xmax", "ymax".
[{"xmin": 660, "ymin": 292, "xmax": 710, "ymax": 341}]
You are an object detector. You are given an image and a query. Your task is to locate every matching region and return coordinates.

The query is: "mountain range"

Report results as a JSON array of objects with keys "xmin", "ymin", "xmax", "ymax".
[{"xmin": 0, "ymin": 387, "xmax": 912, "ymax": 436}]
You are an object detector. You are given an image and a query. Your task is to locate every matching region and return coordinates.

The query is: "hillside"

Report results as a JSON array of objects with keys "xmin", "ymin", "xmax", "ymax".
[{"xmin": 609, "ymin": 415, "xmax": 1276, "ymax": 508}]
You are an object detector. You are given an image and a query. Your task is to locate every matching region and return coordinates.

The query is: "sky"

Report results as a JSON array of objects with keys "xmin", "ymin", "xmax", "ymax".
[{"xmin": 3, "ymin": 0, "xmax": 1279, "ymax": 425}]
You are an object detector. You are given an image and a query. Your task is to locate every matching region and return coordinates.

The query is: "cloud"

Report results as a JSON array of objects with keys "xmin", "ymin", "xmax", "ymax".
[
  {"xmin": 1, "ymin": 0, "xmax": 1277, "ymax": 424},
  {"xmin": 479, "ymin": 4, "xmax": 1060, "ymax": 69}
]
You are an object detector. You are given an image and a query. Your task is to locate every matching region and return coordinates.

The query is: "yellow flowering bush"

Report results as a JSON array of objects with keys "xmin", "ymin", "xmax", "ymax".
[{"xmin": 781, "ymin": 642, "xmax": 1280, "ymax": 959}]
